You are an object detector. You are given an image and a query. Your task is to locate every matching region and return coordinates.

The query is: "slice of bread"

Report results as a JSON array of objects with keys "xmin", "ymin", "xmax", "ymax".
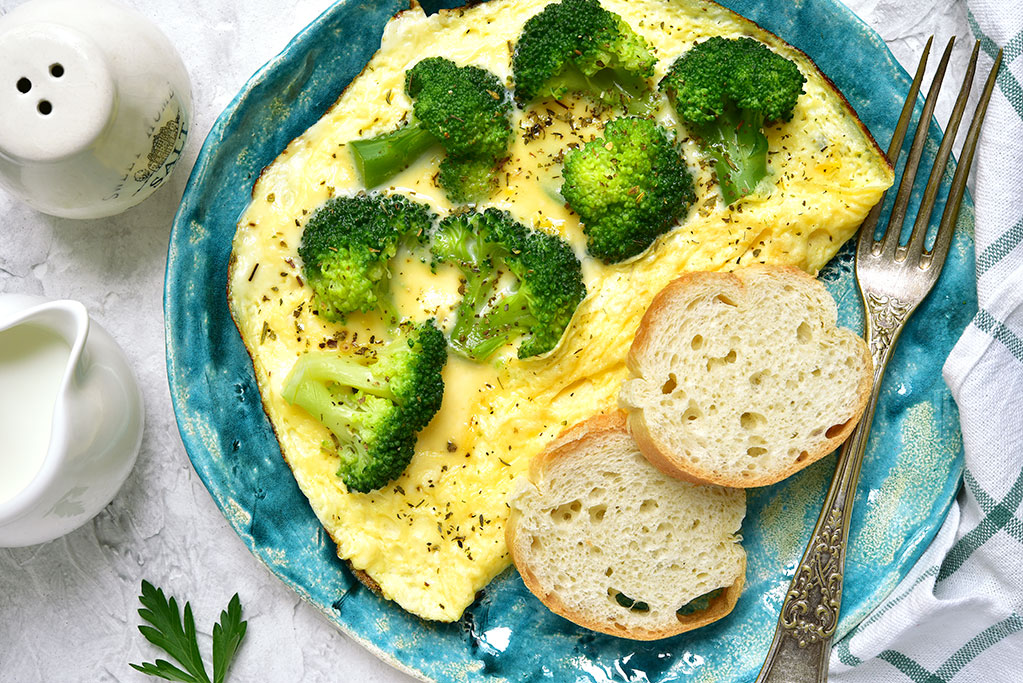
[
  {"xmin": 619, "ymin": 266, "xmax": 872, "ymax": 488},
  {"xmin": 506, "ymin": 412, "xmax": 746, "ymax": 640}
]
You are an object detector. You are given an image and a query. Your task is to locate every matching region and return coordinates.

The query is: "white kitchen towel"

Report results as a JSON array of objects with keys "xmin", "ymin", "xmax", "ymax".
[{"xmin": 831, "ymin": 2, "xmax": 1023, "ymax": 681}]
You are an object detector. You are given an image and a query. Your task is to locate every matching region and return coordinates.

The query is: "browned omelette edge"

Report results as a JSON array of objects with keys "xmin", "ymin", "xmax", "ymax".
[{"xmin": 224, "ymin": 0, "xmax": 892, "ymax": 619}]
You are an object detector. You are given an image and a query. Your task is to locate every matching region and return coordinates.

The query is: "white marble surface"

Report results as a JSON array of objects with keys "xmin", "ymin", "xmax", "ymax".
[{"xmin": 0, "ymin": 1, "xmax": 974, "ymax": 681}]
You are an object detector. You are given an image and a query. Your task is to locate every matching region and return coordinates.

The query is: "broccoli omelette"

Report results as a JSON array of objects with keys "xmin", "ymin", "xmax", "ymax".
[{"xmin": 227, "ymin": 0, "xmax": 893, "ymax": 622}]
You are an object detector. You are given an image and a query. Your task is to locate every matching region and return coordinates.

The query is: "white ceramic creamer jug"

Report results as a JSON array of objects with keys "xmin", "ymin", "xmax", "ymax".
[
  {"xmin": 0, "ymin": 0, "xmax": 192, "ymax": 218},
  {"xmin": 0, "ymin": 294, "xmax": 144, "ymax": 546}
]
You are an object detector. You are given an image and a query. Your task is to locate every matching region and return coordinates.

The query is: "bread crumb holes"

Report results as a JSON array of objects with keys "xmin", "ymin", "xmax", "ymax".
[
  {"xmin": 825, "ymin": 423, "xmax": 845, "ymax": 438},
  {"xmin": 740, "ymin": 411, "xmax": 767, "ymax": 430},
  {"xmin": 682, "ymin": 400, "xmax": 702, "ymax": 421},
  {"xmin": 550, "ymin": 500, "xmax": 582, "ymax": 523}
]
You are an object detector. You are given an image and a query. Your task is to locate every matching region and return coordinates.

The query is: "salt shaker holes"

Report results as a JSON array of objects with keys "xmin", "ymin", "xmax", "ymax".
[
  {"xmin": 16, "ymin": 77, "xmax": 30, "ymax": 93},
  {"xmin": 37, "ymin": 100, "xmax": 52, "ymax": 115},
  {"xmin": 49, "ymin": 63, "xmax": 63, "ymax": 78}
]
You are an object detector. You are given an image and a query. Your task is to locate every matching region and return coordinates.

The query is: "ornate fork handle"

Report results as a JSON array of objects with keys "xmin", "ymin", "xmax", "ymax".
[{"xmin": 754, "ymin": 294, "xmax": 910, "ymax": 683}]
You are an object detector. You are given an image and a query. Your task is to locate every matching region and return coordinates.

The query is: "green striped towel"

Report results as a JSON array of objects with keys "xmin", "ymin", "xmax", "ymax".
[{"xmin": 831, "ymin": 2, "xmax": 1023, "ymax": 680}]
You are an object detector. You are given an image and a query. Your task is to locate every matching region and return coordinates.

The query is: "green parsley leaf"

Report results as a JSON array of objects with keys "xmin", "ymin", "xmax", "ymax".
[
  {"xmin": 129, "ymin": 581, "xmax": 247, "ymax": 683},
  {"xmin": 212, "ymin": 594, "xmax": 247, "ymax": 683},
  {"xmin": 129, "ymin": 660, "xmax": 204, "ymax": 683}
]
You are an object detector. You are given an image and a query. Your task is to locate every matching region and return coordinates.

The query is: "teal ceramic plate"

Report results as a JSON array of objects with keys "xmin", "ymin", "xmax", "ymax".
[{"xmin": 165, "ymin": 1, "xmax": 976, "ymax": 681}]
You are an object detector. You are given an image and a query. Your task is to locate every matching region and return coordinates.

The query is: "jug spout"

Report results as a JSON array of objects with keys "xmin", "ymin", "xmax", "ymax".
[{"xmin": 0, "ymin": 297, "xmax": 90, "ymax": 381}]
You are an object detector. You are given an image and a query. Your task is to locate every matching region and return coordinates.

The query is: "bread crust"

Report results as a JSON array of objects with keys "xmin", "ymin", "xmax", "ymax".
[
  {"xmin": 506, "ymin": 411, "xmax": 746, "ymax": 640},
  {"xmin": 625, "ymin": 266, "xmax": 873, "ymax": 488}
]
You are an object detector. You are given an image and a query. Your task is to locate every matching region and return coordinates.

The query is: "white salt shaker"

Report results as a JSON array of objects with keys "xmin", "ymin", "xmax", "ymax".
[{"xmin": 0, "ymin": 0, "xmax": 192, "ymax": 218}]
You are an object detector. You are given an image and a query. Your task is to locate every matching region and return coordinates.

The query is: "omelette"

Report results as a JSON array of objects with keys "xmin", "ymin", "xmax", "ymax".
[{"xmin": 227, "ymin": 0, "xmax": 893, "ymax": 622}]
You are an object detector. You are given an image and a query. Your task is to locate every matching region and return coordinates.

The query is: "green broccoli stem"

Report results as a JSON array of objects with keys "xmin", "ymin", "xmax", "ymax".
[
  {"xmin": 282, "ymin": 356, "xmax": 402, "ymax": 468},
  {"xmin": 545, "ymin": 62, "xmax": 651, "ymax": 111},
  {"xmin": 449, "ymin": 283, "xmax": 534, "ymax": 361},
  {"xmin": 448, "ymin": 271, "xmax": 504, "ymax": 360},
  {"xmin": 349, "ymin": 120, "xmax": 437, "ymax": 188},
  {"xmin": 281, "ymin": 376, "xmax": 362, "ymax": 439},
  {"xmin": 283, "ymin": 354, "xmax": 397, "ymax": 404},
  {"xmin": 697, "ymin": 106, "xmax": 769, "ymax": 206},
  {"xmin": 450, "ymin": 321, "xmax": 513, "ymax": 361},
  {"xmin": 281, "ymin": 378, "xmax": 373, "ymax": 475},
  {"xmin": 375, "ymin": 292, "xmax": 402, "ymax": 328}
]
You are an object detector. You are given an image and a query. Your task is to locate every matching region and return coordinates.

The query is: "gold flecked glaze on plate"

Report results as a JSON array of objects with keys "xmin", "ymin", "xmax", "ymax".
[
  {"xmin": 756, "ymin": 457, "xmax": 835, "ymax": 564},
  {"xmin": 227, "ymin": 0, "xmax": 893, "ymax": 621},
  {"xmin": 852, "ymin": 401, "xmax": 963, "ymax": 567}
]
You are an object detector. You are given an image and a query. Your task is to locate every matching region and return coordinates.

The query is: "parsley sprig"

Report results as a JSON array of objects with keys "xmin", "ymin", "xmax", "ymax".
[{"xmin": 130, "ymin": 580, "xmax": 247, "ymax": 683}]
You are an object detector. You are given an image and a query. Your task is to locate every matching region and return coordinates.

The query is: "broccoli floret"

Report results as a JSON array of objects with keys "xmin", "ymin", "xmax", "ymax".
[
  {"xmin": 511, "ymin": 0, "xmax": 656, "ymax": 108},
  {"xmin": 349, "ymin": 57, "xmax": 512, "ymax": 202},
  {"xmin": 439, "ymin": 157, "xmax": 498, "ymax": 205},
  {"xmin": 404, "ymin": 58, "xmax": 511, "ymax": 160},
  {"xmin": 561, "ymin": 116, "xmax": 695, "ymax": 263},
  {"xmin": 281, "ymin": 320, "xmax": 447, "ymax": 493},
  {"xmin": 298, "ymin": 193, "xmax": 434, "ymax": 323},
  {"xmin": 659, "ymin": 36, "xmax": 806, "ymax": 205},
  {"xmin": 431, "ymin": 209, "xmax": 586, "ymax": 361}
]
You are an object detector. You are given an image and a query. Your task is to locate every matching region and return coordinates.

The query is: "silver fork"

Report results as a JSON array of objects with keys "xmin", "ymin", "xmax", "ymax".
[{"xmin": 755, "ymin": 37, "xmax": 1003, "ymax": 683}]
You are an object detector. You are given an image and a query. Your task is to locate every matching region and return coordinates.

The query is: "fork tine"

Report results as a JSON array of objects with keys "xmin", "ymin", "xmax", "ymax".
[
  {"xmin": 858, "ymin": 37, "xmax": 933, "ymax": 259},
  {"xmin": 879, "ymin": 36, "xmax": 957, "ymax": 260},
  {"xmin": 903, "ymin": 41, "xmax": 981, "ymax": 263},
  {"xmin": 925, "ymin": 47, "xmax": 1003, "ymax": 274},
  {"xmin": 885, "ymin": 36, "xmax": 936, "ymax": 163}
]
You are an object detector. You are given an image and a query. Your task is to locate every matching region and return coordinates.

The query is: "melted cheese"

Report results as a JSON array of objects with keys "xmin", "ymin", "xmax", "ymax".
[{"xmin": 228, "ymin": 0, "xmax": 893, "ymax": 621}]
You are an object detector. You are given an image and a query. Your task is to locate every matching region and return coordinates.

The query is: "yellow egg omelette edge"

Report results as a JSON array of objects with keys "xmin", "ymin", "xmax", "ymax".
[{"xmin": 227, "ymin": 0, "xmax": 894, "ymax": 622}]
